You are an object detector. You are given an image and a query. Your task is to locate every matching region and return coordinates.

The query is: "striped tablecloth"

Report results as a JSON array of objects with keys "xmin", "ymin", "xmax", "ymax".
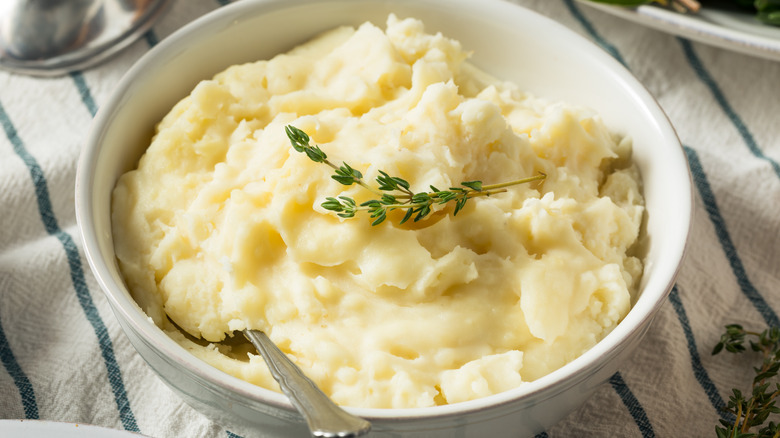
[{"xmin": 1, "ymin": 0, "xmax": 779, "ymax": 436}]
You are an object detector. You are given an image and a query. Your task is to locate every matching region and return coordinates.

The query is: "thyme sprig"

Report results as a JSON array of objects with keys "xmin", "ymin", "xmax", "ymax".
[
  {"xmin": 285, "ymin": 125, "xmax": 546, "ymax": 226},
  {"xmin": 713, "ymin": 324, "xmax": 780, "ymax": 438}
]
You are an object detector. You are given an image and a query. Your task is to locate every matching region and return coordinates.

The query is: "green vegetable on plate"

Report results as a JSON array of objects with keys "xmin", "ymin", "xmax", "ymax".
[{"xmin": 588, "ymin": 0, "xmax": 780, "ymax": 26}]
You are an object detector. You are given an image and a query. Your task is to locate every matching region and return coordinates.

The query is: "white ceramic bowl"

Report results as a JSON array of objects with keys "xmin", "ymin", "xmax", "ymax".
[{"xmin": 75, "ymin": 0, "xmax": 692, "ymax": 436}]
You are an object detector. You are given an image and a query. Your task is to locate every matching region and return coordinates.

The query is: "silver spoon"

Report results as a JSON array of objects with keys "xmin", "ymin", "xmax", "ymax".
[
  {"xmin": 243, "ymin": 329, "xmax": 372, "ymax": 438},
  {"xmin": 0, "ymin": 0, "xmax": 171, "ymax": 76}
]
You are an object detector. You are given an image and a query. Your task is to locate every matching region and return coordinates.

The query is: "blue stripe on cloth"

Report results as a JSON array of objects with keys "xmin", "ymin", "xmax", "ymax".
[
  {"xmin": 679, "ymin": 39, "xmax": 780, "ymax": 181},
  {"xmin": 226, "ymin": 431, "xmax": 243, "ymax": 438},
  {"xmin": 562, "ymin": 0, "xmax": 627, "ymax": 67},
  {"xmin": 70, "ymin": 72, "xmax": 99, "ymax": 118},
  {"xmin": 668, "ymin": 286, "xmax": 731, "ymax": 420},
  {"xmin": 0, "ymin": 100, "xmax": 140, "ymax": 432},
  {"xmin": 685, "ymin": 146, "xmax": 780, "ymax": 327},
  {"xmin": 216, "ymin": 0, "xmax": 231, "ymax": 6},
  {"xmin": 144, "ymin": 29, "xmax": 160, "ymax": 47},
  {"xmin": 609, "ymin": 372, "xmax": 655, "ymax": 438},
  {"xmin": 0, "ymin": 313, "xmax": 39, "ymax": 419}
]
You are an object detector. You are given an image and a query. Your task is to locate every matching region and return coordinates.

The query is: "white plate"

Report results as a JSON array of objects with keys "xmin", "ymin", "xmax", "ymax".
[
  {"xmin": 0, "ymin": 420, "xmax": 149, "ymax": 437},
  {"xmin": 578, "ymin": 1, "xmax": 780, "ymax": 61}
]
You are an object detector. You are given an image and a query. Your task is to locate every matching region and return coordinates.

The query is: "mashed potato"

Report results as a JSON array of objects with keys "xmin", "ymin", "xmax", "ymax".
[{"xmin": 112, "ymin": 15, "xmax": 644, "ymax": 409}]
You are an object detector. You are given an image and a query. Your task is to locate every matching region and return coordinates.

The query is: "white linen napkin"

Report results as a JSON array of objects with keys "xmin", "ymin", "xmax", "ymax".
[{"xmin": 1, "ymin": 0, "xmax": 778, "ymax": 436}]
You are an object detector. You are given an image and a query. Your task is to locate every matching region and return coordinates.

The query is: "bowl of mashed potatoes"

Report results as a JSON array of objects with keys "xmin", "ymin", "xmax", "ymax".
[{"xmin": 75, "ymin": 0, "xmax": 692, "ymax": 436}]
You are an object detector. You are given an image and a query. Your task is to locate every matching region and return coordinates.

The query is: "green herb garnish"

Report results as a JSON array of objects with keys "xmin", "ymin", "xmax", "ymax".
[
  {"xmin": 735, "ymin": 0, "xmax": 780, "ymax": 26},
  {"xmin": 589, "ymin": 0, "xmax": 780, "ymax": 26},
  {"xmin": 713, "ymin": 324, "xmax": 780, "ymax": 437},
  {"xmin": 285, "ymin": 125, "xmax": 546, "ymax": 226}
]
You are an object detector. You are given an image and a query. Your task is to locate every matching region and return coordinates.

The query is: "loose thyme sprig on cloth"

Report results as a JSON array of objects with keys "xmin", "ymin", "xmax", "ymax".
[
  {"xmin": 713, "ymin": 324, "xmax": 780, "ymax": 438},
  {"xmin": 285, "ymin": 125, "xmax": 546, "ymax": 226}
]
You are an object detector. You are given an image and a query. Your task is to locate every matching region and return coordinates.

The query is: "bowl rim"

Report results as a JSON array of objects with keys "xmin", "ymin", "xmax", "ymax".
[{"xmin": 76, "ymin": 0, "xmax": 693, "ymax": 422}]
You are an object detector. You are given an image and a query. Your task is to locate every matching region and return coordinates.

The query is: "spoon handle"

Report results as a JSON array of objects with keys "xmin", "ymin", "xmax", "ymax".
[{"xmin": 244, "ymin": 329, "xmax": 372, "ymax": 438}]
